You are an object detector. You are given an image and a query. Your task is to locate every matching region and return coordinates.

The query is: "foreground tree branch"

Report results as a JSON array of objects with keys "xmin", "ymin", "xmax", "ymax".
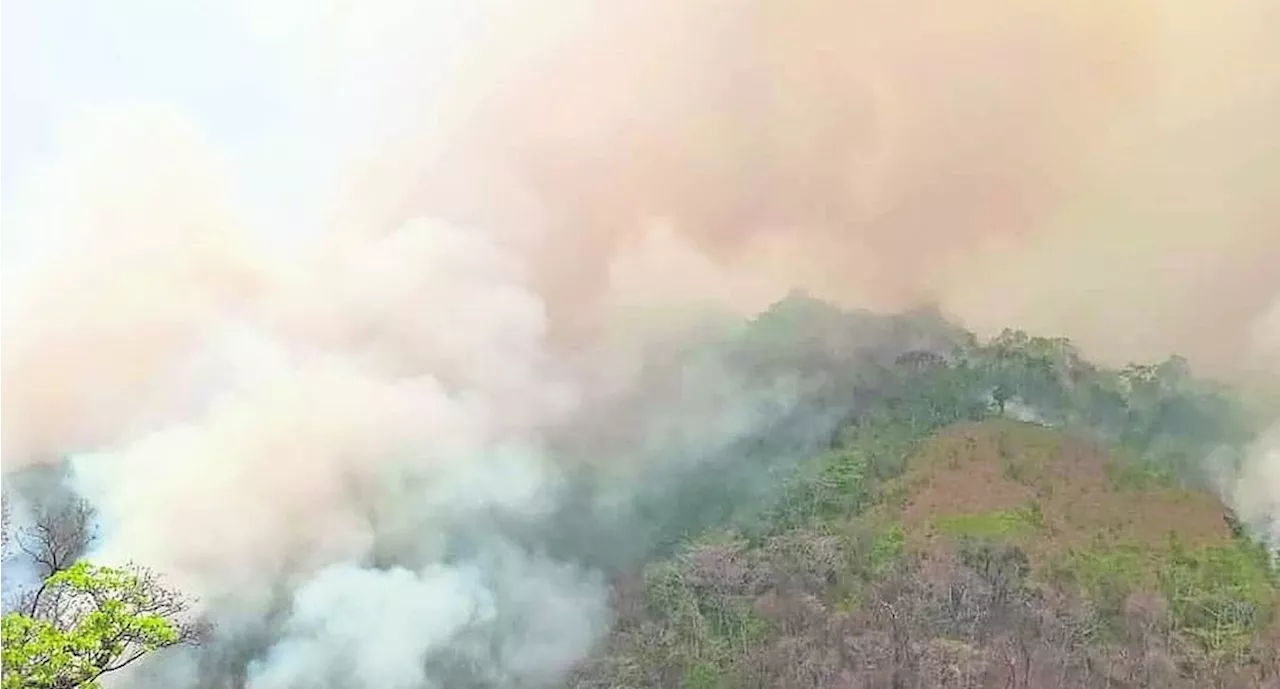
[
  {"xmin": 2, "ymin": 562, "xmax": 200, "ymax": 689},
  {"xmin": 1, "ymin": 497, "xmax": 201, "ymax": 689}
]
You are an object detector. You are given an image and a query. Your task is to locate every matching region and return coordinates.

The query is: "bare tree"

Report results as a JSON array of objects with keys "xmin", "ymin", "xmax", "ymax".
[
  {"xmin": 6, "ymin": 496, "xmax": 97, "ymax": 615},
  {"xmin": 0, "ymin": 484, "xmax": 13, "ymax": 609},
  {"xmin": 16, "ymin": 496, "xmax": 95, "ymax": 576},
  {"xmin": 1, "ymin": 496, "xmax": 10, "ymax": 553}
]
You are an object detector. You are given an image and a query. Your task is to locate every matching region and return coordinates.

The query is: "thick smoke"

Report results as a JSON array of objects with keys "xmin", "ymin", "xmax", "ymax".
[
  {"xmin": 3, "ymin": 0, "xmax": 1280, "ymax": 686},
  {"xmin": 0, "ymin": 103, "xmax": 860, "ymax": 687},
  {"xmin": 402, "ymin": 0, "xmax": 1280, "ymax": 373}
]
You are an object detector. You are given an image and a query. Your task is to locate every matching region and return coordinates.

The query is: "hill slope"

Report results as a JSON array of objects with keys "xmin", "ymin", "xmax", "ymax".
[
  {"xmin": 893, "ymin": 420, "xmax": 1234, "ymax": 555},
  {"xmin": 564, "ymin": 296, "xmax": 1278, "ymax": 689},
  {"xmin": 572, "ymin": 420, "xmax": 1278, "ymax": 689}
]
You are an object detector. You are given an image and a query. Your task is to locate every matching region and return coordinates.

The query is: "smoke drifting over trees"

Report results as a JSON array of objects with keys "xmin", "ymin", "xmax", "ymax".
[{"xmin": 2, "ymin": 1, "xmax": 1278, "ymax": 687}]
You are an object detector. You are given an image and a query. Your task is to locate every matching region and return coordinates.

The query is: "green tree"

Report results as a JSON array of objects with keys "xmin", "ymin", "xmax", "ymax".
[
  {"xmin": 2, "ymin": 563, "xmax": 196, "ymax": 689},
  {"xmin": 1, "ymin": 499, "xmax": 198, "ymax": 689}
]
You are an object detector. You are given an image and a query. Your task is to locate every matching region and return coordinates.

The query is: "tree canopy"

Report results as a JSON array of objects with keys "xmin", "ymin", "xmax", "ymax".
[{"xmin": 1, "ymin": 499, "xmax": 198, "ymax": 689}]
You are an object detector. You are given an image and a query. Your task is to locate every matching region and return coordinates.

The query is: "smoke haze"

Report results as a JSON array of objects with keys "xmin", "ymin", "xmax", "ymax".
[{"xmin": 2, "ymin": 0, "xmax": 1278, "ymax": 686}]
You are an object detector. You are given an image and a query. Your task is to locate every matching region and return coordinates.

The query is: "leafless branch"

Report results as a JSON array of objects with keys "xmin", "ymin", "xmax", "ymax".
[
  {"xmin": 1, "ymin": 497, "xmax": 11, "ymax": 553},
  {"xmin": 15, "ymin": 496, "xmax": 96, "ymax": 579}
]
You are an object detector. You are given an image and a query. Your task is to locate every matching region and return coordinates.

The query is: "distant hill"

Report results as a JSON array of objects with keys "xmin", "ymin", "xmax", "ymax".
[{"xmin": 566, "ymin": 295, "xmax": 1279, "ymax": 689}]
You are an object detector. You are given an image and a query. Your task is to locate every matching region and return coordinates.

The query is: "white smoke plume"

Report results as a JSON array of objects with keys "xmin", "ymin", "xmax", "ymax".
[
  {"xmin": 0, "ymin": 99, "xmax": 833, "ymax": 688},
  {"xmin": 0, "ymin": 90, "xmax": 602, "ymax": 686}
]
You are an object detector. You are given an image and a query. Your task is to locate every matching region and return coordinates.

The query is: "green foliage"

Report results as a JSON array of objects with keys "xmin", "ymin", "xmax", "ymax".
[
  {"xmin": 966, "ymin": 330, "xmax": 1250, "ymax": 471},
  {"xmin": 771, "ymin": 449, "xmax": 870, "ymax": 529},
  {"xmin": 639, "ymin": 539, "xmax": 772, "ymax": 685},
  {"xmin": 933, "ymin": 504, "xmax": 1045, "ymax": 541},
  {"xmin": 581, "ymin": 298, "xmax": 1278, "ymax": 688},
  {"xmin": 829, "ymin": 521, "xmax": 909, "ymax": 613},
  {"xmin": 841, "ymin": 419, "xmax": 924, "ymax": 481},
  {"xmin": 866, "ymin": 524, "xmax": 906, "ymax": 576},
  {"xmin": 1105, "ymin": 452, "xmax": 1179, "ymax": 491},
  {"xmin": 1160, "ymin": 539, "xmax": 1278, "ymax": 658},
  {"xmin": 1055, "ymin": 545, "xmax": 1151, "ymax": 630},
  {"xmin": 729, "ymin": 310, "xmax": 1253, "ymax": 545},
  {"xmin": 681, "ymin": 661, "xmax": 723, "ymax": 689},
  {"xmin": 723, "ymin": 300, "xmax": 1252, "ymax": 533},
  {"xmin": 2, "ymin": 563, "xmax": 188, "ymax": 689},
  {"xmin": 1054, "ymin": 538, "xmax": 1278, "ymax": 654}
]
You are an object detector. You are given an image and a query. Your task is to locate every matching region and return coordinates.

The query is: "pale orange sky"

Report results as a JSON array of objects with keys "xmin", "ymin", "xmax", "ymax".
[
  {"xmin": 4, "ymin": 0, "xmax": 1279, "ymax": 472},
  {"xmin": 278, "ymin": 0, "xmax": 1280, "ymax": 375}
]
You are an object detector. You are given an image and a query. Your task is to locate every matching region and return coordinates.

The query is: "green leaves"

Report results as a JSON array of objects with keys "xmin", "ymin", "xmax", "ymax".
[
  {"xmin": 2, "ymin": 563, "xmax": 191, "ymax": 689},
  {"xmin": 3, "ymin": 610, "xmax": 110, "ymax": 689}
]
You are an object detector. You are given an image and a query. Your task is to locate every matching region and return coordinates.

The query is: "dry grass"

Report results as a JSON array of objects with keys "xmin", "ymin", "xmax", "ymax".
[{"xmin": 892, "ymin": 420, "xmax": 1233, "ymax": 559}]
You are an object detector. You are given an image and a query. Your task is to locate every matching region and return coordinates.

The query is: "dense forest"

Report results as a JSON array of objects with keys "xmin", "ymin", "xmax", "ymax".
[{"xmin": 3, "ymin": 293, "xmax": 1277, "ymax": 689}]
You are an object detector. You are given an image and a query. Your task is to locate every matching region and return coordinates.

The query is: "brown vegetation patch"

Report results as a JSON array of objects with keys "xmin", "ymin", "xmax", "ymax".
[{"xmin": 895, "ymin": 420, "xmax": 1234, "ymax": 557}]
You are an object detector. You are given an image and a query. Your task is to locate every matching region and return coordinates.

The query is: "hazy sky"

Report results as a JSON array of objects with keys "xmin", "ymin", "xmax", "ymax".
[
  {"xmin": 3, "ymin": 1, "xmax": 278, "ymax": 191},
  {"xmin": 4, "ymin": 0, "xmax": 1279, "ymax": 374},
  {"xmin": 2, "ymin": 0, "xmax": 483, "ymax": 261}
]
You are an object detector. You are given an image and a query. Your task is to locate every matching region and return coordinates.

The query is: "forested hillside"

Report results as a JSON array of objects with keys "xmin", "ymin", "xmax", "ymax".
[
  {"xmin": 567, "ymin": 293, "xmax": 1279, "ymax": 689},
  {"xmin": 3, "ymin": 293, "xmax": 1275, "ymax": 689}
]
